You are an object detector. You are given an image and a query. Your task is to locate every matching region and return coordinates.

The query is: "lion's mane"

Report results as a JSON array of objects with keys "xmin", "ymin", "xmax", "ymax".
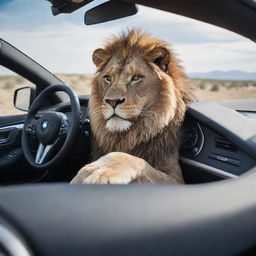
[{"xmin": 88, "ymin": 29, "xmax": 195, "ymax": 178}]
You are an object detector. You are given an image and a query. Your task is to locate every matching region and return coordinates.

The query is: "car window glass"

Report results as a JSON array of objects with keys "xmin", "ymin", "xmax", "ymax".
[
  {"xmin": 48, "ymin": 9, "xmax": 256, "ymax": 102},
  {"xmin": 1, "ymin": 1, "xmax": 256, "ymax": 103},
  {"xmin": 55, "ymin": 74, "xmax": 92, "ymax": 96},
  {"xmin": 0, "ymin": 66, "xmax": 35, "ymax": 116}
]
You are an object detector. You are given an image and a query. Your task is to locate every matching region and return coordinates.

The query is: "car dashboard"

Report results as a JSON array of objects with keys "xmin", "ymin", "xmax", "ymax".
[
  {"xmin": 0, "ymin": 96, "xmax": 256, "ymax": 256},
  {"xmin": 180, "ymin": 114, "xmax": 256, "ymax": 183},
  {"xmin": 52, "ymin": 95, "xmax": 256, "ymax": 184}
]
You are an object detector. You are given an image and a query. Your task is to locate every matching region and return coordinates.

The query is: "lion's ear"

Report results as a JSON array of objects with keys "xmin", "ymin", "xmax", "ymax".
[
  {"xmin": 92, "ymin": 48, "xmax": 110, "ymax": 68},
  {"xmin": 146, "ymin": 47, "xmax": 170, "ymax": 72}
]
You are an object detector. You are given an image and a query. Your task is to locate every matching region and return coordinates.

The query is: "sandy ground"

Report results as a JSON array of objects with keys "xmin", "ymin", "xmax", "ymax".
[{"xmin": 0, "ymin": 74, "xmax": 255, "ymax": 116}]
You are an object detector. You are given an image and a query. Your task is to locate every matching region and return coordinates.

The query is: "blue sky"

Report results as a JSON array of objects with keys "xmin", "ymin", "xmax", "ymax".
[{"xmin": 1, "ymin": 0, "xmax": 256, "ymax": 75}]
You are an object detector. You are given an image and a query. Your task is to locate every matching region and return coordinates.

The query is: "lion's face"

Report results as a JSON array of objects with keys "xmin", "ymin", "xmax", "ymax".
[
  {"xmin": 96, "ymin": 53, "xmax": 166, "ymax": 132},
  {"xmin": 88, "ymin": 30, "xmax": 194, "ymax": 152}
]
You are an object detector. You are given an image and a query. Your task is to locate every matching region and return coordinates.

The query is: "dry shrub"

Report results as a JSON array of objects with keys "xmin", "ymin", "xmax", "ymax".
[
  {"xmin": 211, "ymin": 84, "xmax": 219, "ymax": 91},
  {"xmin": 3, "ymin": 81, "xmax": 14, "ymax": 89}
]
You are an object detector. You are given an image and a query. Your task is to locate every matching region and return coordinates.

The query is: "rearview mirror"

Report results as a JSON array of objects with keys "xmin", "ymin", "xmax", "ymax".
[
  {"xmin": 84, "ymin": 0, "xmax": 138, "ymax": 25},
  {"xmin": 13, "ymin": 87, "xmax": 36, "ymax": 112}
]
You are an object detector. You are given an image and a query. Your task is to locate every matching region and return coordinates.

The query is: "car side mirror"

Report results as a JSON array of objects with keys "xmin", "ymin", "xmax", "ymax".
[{"xmin": 13, "ymin": 86, "xmax": 36, "ymax": 112}]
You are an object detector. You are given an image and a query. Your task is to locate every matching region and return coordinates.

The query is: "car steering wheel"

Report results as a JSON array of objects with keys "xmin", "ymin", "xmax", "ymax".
[{"xmin": 22, "ymin": 84, "xmax": 80, "ymax": 169}]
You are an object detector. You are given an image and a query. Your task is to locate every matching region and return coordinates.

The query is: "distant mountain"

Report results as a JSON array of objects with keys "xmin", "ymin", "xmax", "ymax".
[{"xmin": 188, "ymin": 70, "xmax": 256, "ymax": 81}]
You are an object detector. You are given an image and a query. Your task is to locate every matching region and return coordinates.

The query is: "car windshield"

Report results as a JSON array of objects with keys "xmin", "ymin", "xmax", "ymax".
[{"xmin": 0, "ymin": 0, "xmax": 256, "ymax": 116}]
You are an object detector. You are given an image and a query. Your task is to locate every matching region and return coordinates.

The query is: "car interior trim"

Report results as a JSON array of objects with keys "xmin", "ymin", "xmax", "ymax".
[
  {"xmin": 193, "ymin": 121, "xmax": 205, "ymax": 156},
  {"xmin": 0, "ymin": 115, "xmax": 26, "ymax": 129},
  {"xmin": 0, "ymin": 124, "xmax": 24, "ymax": 130},
  {"xmin": 180, "ymin": 157, "xmax": 238, "ymax": 179},
  {"xmin": 221, "ymin": 98, "xmax": 256, "ymax": 112},
  {"xmin": 35, "ymin": 143, "xmax": 54, "ymax": 165},
  {"xmin": 0, "ymin": 221, "xmax": 32, "ymax": 256},
  {"xmin": 125, "ymin": 0, "xmax": 256, "ymax": 41},
  {"xmin": 0, "ymin": 39, "xmax": 62, "ymax": 89},
  {"xmin": 188, "ymin": 102, "xmax": 256, "ymax": 158}
]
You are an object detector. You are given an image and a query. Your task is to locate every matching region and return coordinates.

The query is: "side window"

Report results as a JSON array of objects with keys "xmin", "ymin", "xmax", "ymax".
[
  {"xmin": 0, "ymin": 66, "xmax": 35, "ymax": 116},
  {"xmin": 55, "ymin": 74, "xmax": 92, "ymax": 96}
]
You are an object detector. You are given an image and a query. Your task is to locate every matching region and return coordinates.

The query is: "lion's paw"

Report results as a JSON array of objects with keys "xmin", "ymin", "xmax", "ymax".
[
  {"xmin": 83, "ymin": 168, "xmax": 135, "ymax": 184},
  {"xmin": 70, "ymin": 152, "xmax": 146, "ymax": 184}
]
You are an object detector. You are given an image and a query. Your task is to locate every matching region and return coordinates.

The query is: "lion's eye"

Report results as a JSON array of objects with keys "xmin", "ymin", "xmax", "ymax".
[
  {"xmin": 103, "ymin": 75, "xmax": 112, "ymax": 84},
  {"xmin": 131, "ymin": 75, "xmax": 142, "ymax": 82}
]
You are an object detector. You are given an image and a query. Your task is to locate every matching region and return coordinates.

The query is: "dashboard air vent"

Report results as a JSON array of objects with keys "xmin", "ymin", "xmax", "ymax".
[{"xmin": 215, "ymin": 137, "xmax": 238, "ymax": 151}]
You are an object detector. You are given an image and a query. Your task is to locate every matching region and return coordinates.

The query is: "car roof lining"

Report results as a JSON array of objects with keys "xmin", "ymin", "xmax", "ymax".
[
  {"xmin": 47, "ymin": 0, "xmax": 256, "ymax": 41},
  {"xmin": 125, "ymin": 0, "xmax": 256, "ymax": 42}
]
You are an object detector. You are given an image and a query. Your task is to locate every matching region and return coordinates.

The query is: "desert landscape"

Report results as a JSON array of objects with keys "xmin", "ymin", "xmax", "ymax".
[{"xmin": 0, "ymin": 74, "xmax": 256, "ymax": 116}]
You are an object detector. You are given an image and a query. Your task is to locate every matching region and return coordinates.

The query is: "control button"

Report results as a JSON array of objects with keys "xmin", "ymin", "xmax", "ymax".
[
  {"xmin": 209, "ymin": 153, "xmax": 240, "ymax": 167},
  {"xmin": 26, "ymin": 125, "xmax": 32, "ymax": 132},
  {"xmin": 84, "ymin": 130, "xmax": 90, "ymax": 137},
  {"xmin": 192, "ymin": 147, "xmax": 198, "ymax": 154},
  {"xmin": 31, "ymin": 125, "xmax": 36, "ymax": 135},
  {"xmin": 59, "ymin": 119, "xmax": 69, "ymax": 136},
  {"xmin": 26, "ymin": 124, "xmax": 33, "ymax": 134},
  {"xmin": 81, "ymin": 118, "xmax": 90, "ymax": 125}
]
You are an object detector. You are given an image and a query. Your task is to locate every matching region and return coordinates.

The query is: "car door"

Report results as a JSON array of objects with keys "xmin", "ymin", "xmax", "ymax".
[
  {"xmin": 0, "ymin": 67, "xmax": 48, "ymax": 184},
  {"xmin": 0, "ymin": 38, "xmax": 67, "ymax": 185}
]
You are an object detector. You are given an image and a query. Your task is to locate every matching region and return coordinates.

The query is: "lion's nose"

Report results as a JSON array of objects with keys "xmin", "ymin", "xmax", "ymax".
[{"xmin": 105, "ymin": 98, "xmax": 125, "ymax": 108}]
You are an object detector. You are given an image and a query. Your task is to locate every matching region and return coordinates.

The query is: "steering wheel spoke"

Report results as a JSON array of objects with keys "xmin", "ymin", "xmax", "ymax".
[{"xmin": 35, "ymin": 143, "xmax": 54, "ymax": 165}]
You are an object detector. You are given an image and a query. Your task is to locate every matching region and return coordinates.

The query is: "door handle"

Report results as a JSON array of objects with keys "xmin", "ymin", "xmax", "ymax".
[
  {"xmin": 0, "ymin": 128, "xmax": 20, "ymax": 148},
  {"xmin": 0, "ymin": 130, "xmax": 10, "ymax": 144}
]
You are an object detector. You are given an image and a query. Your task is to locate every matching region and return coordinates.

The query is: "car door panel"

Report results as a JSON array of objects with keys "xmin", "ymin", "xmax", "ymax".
[
  {"xmin": 0, "ymin": 115, "xmax": 47, "ymax": 184},
  {"xmin": 0, "ymin": 124, "xmax": 23, "ymax": 168},
  {"xmin": 0, "ymin": 114, "xmax": 26, "ymax": 128}
]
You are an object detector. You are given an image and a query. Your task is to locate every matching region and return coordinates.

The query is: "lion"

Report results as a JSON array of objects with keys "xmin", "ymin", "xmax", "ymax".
[{"xmin": 71, "ymin": 29, "xmax": 195, "ymax": 184}]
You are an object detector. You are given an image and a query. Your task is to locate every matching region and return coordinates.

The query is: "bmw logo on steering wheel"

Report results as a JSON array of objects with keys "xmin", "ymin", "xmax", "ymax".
[{"xmin": 42, "ymin": 120, "xmax": 48, "ymax": 130}]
